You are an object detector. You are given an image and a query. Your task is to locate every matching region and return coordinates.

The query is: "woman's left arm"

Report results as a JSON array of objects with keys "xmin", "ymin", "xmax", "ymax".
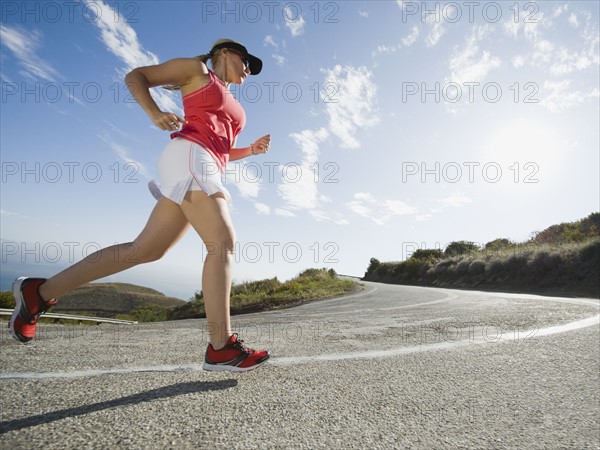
[{"xmin": 229, "ymin": 134, "xmax": 271, "ymax": 161}]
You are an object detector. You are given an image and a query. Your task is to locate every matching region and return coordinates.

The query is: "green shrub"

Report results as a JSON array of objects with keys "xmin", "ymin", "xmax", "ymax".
[
  {"xmin": 167, "ymin": 298, "xmax": 205, "ymax": 320},
  {"xmin": 468, "ymin": 260, "xmax": 486, "ymax": 275},
  {"xmin": 579, "ymin": 238, "xmax": 600, "ymax": 263},
  {"xmin": 131, "ymin": 304, "xmax": 169, "ymax": 322},
  {"xmin": 411, "ymin": 249, "xmax": 444, "ymax": 262},
  {"xmin": 364, "ymin": 258, "xmax": 381, "ymax": 278},
  {"xmin": 0, "ymin": 291, "xmax": 15, "ymax": 309},
  {"xmin": 434, "ymin": 264, "xmax": 448, "ymax": 275},
  {"xmin": 444, "ymin": 241, "xmax": 480, "ymax": 258},
  {"xmin": 484, "ymin": 238, "xmax": 516, "ymax": 254},
  {"xmin": 363, "ymin": 214, "xmax": 599, "ymax": 297},
  {"xmin": 232, "ymin": 278, "xmax": 281, "ymax": 297},
  {"xmin": 456, "ymin": 260, "xmax": 471, "ymax": 275},
  {"xmin": 485, "ymin": 259, "xmax": 504, "ymax": 276}
]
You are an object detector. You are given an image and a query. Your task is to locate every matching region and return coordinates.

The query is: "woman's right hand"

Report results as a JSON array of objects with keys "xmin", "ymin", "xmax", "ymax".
[{"xmin": 151, "ymin": 111, "xmax": 187, "ymax": 131}]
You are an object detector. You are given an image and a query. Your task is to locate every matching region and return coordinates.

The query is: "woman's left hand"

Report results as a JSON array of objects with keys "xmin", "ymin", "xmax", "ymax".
[{"xmin": 252, "ymin": 134, "xmax": 271, "ymax": 154}]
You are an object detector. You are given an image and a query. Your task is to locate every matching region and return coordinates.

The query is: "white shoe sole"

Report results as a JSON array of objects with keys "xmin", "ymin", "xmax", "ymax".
[
  {"xmin": 202, "ymin": 359, "xmax": 269, "ymax": 372},
  {"xmin": 9, "ymin": 277, "xmax": 29, "ymax": 343}
]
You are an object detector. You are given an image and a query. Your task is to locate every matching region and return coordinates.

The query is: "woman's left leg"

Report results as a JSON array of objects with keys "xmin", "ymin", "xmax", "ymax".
[{"xmin": 39, "ymin": 198, "xmax": 190, "ymax": 301}]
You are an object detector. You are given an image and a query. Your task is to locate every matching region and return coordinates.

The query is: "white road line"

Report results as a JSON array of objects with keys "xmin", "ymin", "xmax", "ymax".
[
  {"xmin": 272, "ymin": 313, "xmax": 600, "ymax": 366},
  {"xmin": 277, "ymin": 288, "xmax": 459, "ymax": 318},
  {"xmin": 2, "ymin": 310, "xmax": 598, "ymax": 380}
]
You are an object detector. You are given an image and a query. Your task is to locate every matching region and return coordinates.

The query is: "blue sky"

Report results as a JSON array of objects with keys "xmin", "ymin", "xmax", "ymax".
[{"xmin": 1, "ymin": 1, "xmax": 598, "ymax": 300}]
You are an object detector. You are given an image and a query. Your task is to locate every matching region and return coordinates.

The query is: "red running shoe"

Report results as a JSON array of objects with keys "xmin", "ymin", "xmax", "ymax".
[
  {"xmin": 9, "ymin": 277, "xmax": 57, "ymax": 343},
  {"xmin": 203, "ymin": 333, "xmax": 270, "ymax": 372}
]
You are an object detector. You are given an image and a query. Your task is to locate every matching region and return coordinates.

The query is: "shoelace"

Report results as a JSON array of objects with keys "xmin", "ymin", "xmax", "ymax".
[
  {"xmin": 26, "ymin": 302, "xmax": 53, "ymax": 325},
  {"xmin": 231, "ymin": 335, "xmax": 255, "ymax": 354},
  {"xmin": 20, "ymin": 295, "xmax": 54, "ymax": 325}
]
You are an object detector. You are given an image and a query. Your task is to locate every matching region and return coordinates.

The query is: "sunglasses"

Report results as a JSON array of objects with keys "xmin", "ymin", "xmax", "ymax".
[{"xmin": 228, "ymin": 50, "xmax": 250, "ymax": 70}]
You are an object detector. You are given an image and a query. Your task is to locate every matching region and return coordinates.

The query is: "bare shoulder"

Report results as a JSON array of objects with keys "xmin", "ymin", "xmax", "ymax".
[
  {"xmin": 129, "ymin": 57, "xmax": 209, "ymax": 90},
  {"xmin": 176, "ymin": 58, "xmax": 212, "ymax": 95},
  {"xmin": 166, "ymin": 57, "xmax": 209, "ymax": 76}
]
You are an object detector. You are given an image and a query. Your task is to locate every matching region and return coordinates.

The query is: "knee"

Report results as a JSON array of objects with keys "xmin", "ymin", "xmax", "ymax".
[
  {"xmin": 206, "ymin": 231, "xmax": 236, "ymax": 256},
  {"xmin": 224, "ymin": 232, "xmax": 236, "ymax": 254}
]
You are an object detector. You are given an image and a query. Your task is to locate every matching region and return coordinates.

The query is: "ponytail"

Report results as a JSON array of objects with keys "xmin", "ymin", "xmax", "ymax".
[{"xmin": 161, "ymin": 53, "xmax": 212, "ymax": 91}]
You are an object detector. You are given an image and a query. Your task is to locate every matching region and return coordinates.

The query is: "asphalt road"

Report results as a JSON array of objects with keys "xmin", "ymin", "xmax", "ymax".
[{"xmin": 1, "ymin": 281, "xmax": 599, "ymax": 449}]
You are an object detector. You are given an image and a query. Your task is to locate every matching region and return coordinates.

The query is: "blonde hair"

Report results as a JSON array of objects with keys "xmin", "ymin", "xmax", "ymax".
[{"xmin": 162, "ymin": 39, "xmax": 234, "ymax": 91}]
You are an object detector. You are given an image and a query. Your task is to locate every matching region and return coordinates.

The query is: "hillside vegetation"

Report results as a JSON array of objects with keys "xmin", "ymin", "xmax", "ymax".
[
  {"xmin": 168, "ymin": 268, "xmax": 358, "ymax": 320},
  {"xmin": 363, "ymin": 213, "xmax": 600, "ymax": 298},
  {"xmin": 0, "ymin": 283, "xmax": 186, "ymax": 322},
  {"xmin": 1, "ymin": 269, "xmax": 359, "ymax": 323}
]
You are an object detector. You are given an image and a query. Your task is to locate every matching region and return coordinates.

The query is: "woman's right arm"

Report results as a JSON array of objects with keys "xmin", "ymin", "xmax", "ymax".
[{"xmin": 124, "ymin": 58, "xmax": 206, "ymax": 130}]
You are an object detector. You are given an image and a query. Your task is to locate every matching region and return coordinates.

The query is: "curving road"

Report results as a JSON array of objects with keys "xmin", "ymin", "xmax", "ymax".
[{"xmin": 1, "ymin": 281, "xmax": 599, "ymax": 449}]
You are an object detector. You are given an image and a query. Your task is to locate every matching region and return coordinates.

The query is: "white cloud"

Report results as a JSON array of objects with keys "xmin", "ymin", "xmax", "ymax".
[
  {"xmin": 447, "ymin": 25, "xmax": 501, "ymax": 85},
  {"xmin": 553, "ymin": 4, "xmax": 569, "ymax": 18},
  {"xmin": 346, "ymin": 192, "xmax": 416, "ymax": 225},
  {"xmin": 372, "ymin": 26, "xmax": 418, "ymax": 58},
  {"xmin": 568, "ymin": 13, "xmax": 579, "ymax": 28},
  {"xmin": 512, "ymin": 55, "xmax": 525, "ymax": 68},
  {"xmin": 438, "ymin": 192, "xmax": 472, "ymax": 208},
  {"xmin": 277, "ymin": 128, "xmax": 329, "ymax": 210},
  {"xmin": 504, "ymin": 19, "xmax": 521, "ymax": 39},
  {"xmin": 97, "ymin": 133, "xmax": 151, "ymax": 180},
  {"xmin": 425, "ymin": 21, "xmax": 446, "ymax": 48},
  {"xmin": 85, "ymin": 0, "xmax": 180, "ymax": 114},
  {"xmin": 384, "ymin": 200, "xmax": 417, "ymax": 215},
  {"xmin": 524, "ymin": 13, "xmax": 547, "ymax": 42},
  {"xmin": 502, "ymin": 6, "xmax": 598, "ymax": 78},
  {"xmin": 372, "ymin": 44, "xmax": 399, "ymax": 57},
  {"xmin": 354, "ymin": 192, "xmax": 376, "ymax": 202},
  {"xmin": 347, "ymin": 201, "xmax": 371, "ymax": 217},
  {"xmin": 540, "ymin": 80, "xmax": 600, "ymax": 113},
  {"xmin": 550, "ymin": 47, "xmax": 593, "ymax": 75},
  {"xmin": 321, "ymin": 65, "xmax": 380, "ymax": 149},
  {"xmin": 284, "ymin": 5, "xmax": 305, "ymax": 37},
  {"xmin": 402, "ymin": 26, "xmax": 420, "ymax": 47},
  {"xmin": 273, "ymin": 54, "xmax": 286, "ymax": 66},
  {"xmin": 254, "ymin": 203, "xmax": 271, "ymax": 215},
  {"xmin": 0, "ymin": 72, "xmax": 13, "ymax": 83},
  {"xmin": 309, "ymin": 210, "xmax": 349, "ymax": 225},
  {"xmin": 1, "ymin": 210, "xmax": 27, "ymax": 218},
  {"xmin": 359, "ymin": 10, "xmax": 369, "ymax": 18},
  {"xmin": 264, "ymin": 35, "xmax": 278, "ymax": 49},
  {"xmin": 228, "ymin": 162, "xmax": 262, "ymax": 200},
  {"xmin": 277, "ymin": 66, "xmax": 379, "ymax": 221},
  {"xmin": 0, "ymin": 25, "xmax": 61, "ymax": 82},
  {"xmin": 275, "ymin": 209, "xmax": 296, "ymax": 218},
  {"xmin": 264, "ymin": 36, "xmax": 286, "ymax": 66},
  {"xmin": 415, "ymin": 214, "xmax": 433, "ymax": 222},
  {"xmin": 424, "ymin": 4, "xmax": 449, "ymax": 47},
  {"xmin": 531, "ymin": 39, "xmax": 555, "ymax": 66},
  {"xmin": 103, "ymin": 120, "xmax": 143, "ymax": 143}
]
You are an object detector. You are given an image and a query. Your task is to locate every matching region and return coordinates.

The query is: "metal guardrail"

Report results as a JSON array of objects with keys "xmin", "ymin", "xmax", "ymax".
[
  {"xmin": 0, "ymin": 309, "xmax": 138, "ymax": 325},
  {"xmin": 337, "ymin": 274, "xmax": 363, "ymax": 280}
]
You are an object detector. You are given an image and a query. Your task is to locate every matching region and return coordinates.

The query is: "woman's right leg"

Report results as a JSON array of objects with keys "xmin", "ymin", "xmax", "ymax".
[
  {"xmin": 39, "ymin": 198, "xmax": 189, "ymax": 301},
  {"xmin": 179, "ymin": 190, "xmax": 270, "ymax": 371},
  {"xmin": 179, "ymin": 191, "xmax": 235, "ymax": 350}
]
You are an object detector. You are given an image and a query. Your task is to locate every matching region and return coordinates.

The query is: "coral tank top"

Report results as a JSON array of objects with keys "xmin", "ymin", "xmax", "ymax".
[{"xmin": 171, "ymin": 70, "xmax": 246, "ymax": 172}]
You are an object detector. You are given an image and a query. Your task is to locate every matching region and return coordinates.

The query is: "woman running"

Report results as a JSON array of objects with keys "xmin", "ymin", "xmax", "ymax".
[{"xmin": 9, "ymin": 38, "xmax": 271, "ymax": 372}]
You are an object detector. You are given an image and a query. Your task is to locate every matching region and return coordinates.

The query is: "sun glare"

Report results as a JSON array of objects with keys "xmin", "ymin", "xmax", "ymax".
[{"xmin": 484, "ymin": 118, "xmax": 563, "ymax": 184}]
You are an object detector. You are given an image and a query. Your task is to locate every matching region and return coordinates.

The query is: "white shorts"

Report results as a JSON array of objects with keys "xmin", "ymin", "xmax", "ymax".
[{"xmin": 154, "ymin": 137, "xmax": 232, "ymax": 205}]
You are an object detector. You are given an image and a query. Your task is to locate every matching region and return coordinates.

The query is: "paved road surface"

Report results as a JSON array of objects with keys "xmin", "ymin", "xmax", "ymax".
[{"xmin": 1, "ymin": 282, "xmax": 599, "ymax": 449}]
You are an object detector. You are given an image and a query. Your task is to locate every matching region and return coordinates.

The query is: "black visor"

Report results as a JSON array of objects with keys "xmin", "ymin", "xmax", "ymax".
[{"xmin": 209, "ymin": 42, "xmax": 262, "ymax": 75}]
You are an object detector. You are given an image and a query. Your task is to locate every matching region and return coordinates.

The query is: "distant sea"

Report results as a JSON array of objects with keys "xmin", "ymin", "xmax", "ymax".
[
  {"xmin": 1, "ymin": 261, "xmax": 190, "ymax": 301},
  {"xmin": 0, "ymin": 261, "xmax": 66, "ymax": 292}
]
